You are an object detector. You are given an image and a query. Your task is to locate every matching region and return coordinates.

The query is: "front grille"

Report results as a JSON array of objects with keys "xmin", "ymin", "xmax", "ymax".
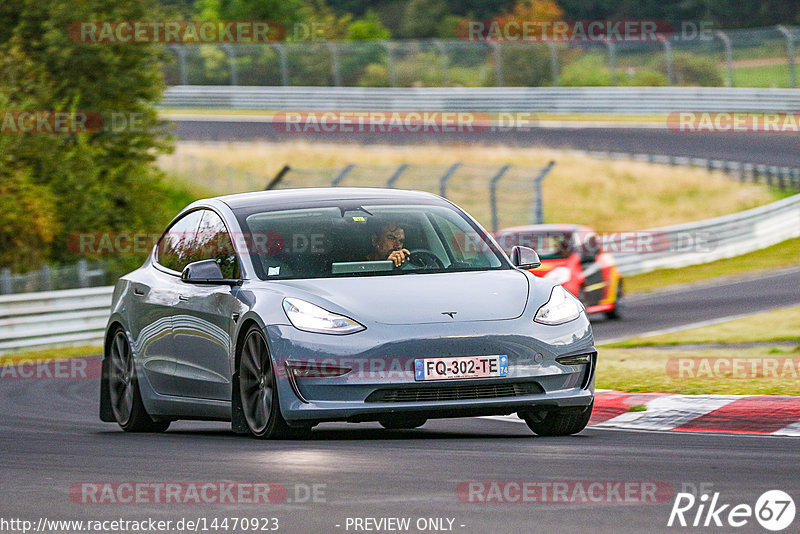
[{"xmin": 365, "ymin": 381, "xmax": 543, "ymax": 403}]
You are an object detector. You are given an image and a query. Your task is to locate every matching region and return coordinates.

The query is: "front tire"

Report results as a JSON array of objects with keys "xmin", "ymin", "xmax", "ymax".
[
  {"xmin": 107, "ymin": 328, "xmax": 170, "ymax": 433},
  {"xmin": 237, "ymin": 326, "xmax": 309, "ymax": 439},
  {"xmin": 521, "ymin": 403, "xmax": 593, "ymax": 436}
]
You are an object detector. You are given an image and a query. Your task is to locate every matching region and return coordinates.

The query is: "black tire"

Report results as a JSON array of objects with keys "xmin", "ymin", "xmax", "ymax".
[
  {"xmin": 605, "ymin": 279, "xmax": 624, "ymax": 320},
  {"xmin": 521, "ymin": 403, "xmax": 593, "ymax": 436},
  {"xmin": 378, "ymin": 417, "xmax": 427, "ymax": 430},
  {"xmin": 107, "ymin": 328, "xmax": 170, "ymax": 433},
  {"xmin": 237, "ymin": 326, "xmax": 309, "ymax": 439}
]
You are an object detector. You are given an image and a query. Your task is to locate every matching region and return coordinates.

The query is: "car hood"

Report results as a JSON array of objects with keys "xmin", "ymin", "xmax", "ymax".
[{"xmin": 269, "ymin": 269, "xmax": 530, "ymax": 325}]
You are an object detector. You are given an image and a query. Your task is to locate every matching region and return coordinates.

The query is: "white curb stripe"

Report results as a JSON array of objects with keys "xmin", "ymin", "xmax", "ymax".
[{"xmin": 593, "ymin": 395, "xmax": 740, "ymax": 431}]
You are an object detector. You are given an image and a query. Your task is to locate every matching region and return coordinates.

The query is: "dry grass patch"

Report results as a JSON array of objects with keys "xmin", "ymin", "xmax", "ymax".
[{"xmin": 160, "ymin": 142, "xmax": 774, "ymax": 231}]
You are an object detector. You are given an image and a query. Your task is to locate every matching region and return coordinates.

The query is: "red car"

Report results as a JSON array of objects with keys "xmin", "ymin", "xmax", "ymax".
[{"xmin": 495, "ymin": 224, "xmax": 624, "ymax": 319}]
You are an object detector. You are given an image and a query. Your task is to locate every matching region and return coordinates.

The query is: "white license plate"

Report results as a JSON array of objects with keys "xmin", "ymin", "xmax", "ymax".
[{"xmin": 414, "ymin": 355, "xmax": 509, "ymax": 381}]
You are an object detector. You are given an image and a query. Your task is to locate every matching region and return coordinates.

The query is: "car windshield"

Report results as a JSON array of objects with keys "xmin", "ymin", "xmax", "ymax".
[
  {"xmin": 235, "ymin": 202, "xmax": 509, "ymax": 280},
  {"xmin": 496, "ymin": 230, "xmax": 574, "ymax": 260}
]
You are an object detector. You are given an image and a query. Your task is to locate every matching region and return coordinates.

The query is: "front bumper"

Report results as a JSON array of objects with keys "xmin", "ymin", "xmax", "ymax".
[{"xmin": 265, "ymin": 315, "xmax": 595, "ymax": 424}]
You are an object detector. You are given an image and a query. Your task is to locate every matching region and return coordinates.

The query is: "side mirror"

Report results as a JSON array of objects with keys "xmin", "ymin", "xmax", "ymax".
[
  {"xmin": 580, "ymin": 235, "xmax": 599, "ymax": 264},
  {"xmin": 510, "ymin": 246, "xmax": 541, "ymax": 269},
  {"xmin": 181, "ymin": 259, "xmax": 241, "ymax": 286}
]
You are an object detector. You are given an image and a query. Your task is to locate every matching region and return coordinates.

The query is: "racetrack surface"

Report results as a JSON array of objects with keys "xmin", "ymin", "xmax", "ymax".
[
  {"xmin": 1, "ymin": 372, "xmax": 798, "ymax": 534},
  {"xmin": 2, "ymin": 271, "xmax": 799, "ymax": 533},
  {"xmin": 171, "ymin": 120, "xmax": 800, "ymax": 167},
  {"xmin": 591, "ymin": 266, "xmax": 800, "ymax": 344}
]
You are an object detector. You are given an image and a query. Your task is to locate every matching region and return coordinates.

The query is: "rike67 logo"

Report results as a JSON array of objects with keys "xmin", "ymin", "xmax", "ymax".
[{"xmin": 668, "ymin": 490, "xmax": 795, "ymax": 531}]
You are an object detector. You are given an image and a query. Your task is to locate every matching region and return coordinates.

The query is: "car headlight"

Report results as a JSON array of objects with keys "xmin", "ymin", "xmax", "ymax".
[
  {"xmin": 282, "ymin": 298, "xmax": 365, "ymax": 335},
  {"xmin": 544, "ymin": 266, "xmax": 572, "ymax": 285},
  {"xmin": 534, "ymin": 285, "xmax": 584, "ymax": 325}
]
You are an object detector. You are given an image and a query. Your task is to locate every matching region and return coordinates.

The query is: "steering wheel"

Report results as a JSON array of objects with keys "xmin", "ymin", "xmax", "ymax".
[{"xmin": 403, "ymin": 249, "xmax": 444, "ymax": 269}]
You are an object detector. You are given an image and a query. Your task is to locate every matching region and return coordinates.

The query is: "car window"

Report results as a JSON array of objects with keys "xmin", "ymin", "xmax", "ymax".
[
  {"xmin": 237, "ymin": 203, "xmax": 507, "ymax": 280},
  {"xmin": 195, "ymin": 210, "xmax": 240, "ymax": 279},
  {"xmin": 156, "ymin": 210, "xmax": 204, "ymax": 273}
]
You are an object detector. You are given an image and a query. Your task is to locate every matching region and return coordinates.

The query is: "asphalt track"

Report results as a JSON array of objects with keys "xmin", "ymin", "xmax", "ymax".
[
  {"xmin": 171, "ymin": 120, "xmax": 800, "ymax": 166},
  {"xmin": 1, "ymin": 122, "xmax": 798, "ymax": 534},
  {"xmin": 1, "ymin": 371, "xmax": 799, "ymax": 534},
  {"xmin": 1, "ymin": 271, "xmax": 799, "ymax": 533}
]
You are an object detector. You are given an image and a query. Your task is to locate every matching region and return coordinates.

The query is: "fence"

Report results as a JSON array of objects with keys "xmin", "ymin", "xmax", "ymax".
[
  {"xmin": 0, "ymin": 286, "xmax": 113, "ymax": 352},
  {"xmin": 0, "ymin": 260, "xmax": 108, "ymax": 296},
  {"xmin": 157, "ymin": 156, "xmax": 555, "ymax": 232},
  {"xmin": 161, "ymin": 25, "xmax": 800, "ymax": 88},
  {"xmin": 1, "ymin": 192, "xmax": 796, "ymax": 353}
]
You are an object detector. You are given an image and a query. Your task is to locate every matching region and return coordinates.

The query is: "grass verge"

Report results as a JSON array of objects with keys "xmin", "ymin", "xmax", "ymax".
[
  {"xmin": 598, "ymin": 306, "xmax": 800, "ymax": 395},
  {"xmin": 624, "ymin": 236, "xmax": 800, "ymax": 294},
  {"xmin": 0, "ymin": 345, "xmax": 102, "ymax": 365}
]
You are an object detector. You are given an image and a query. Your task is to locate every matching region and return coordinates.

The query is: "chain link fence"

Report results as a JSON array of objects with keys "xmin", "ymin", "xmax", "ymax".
[
  {"xmin": 158, "ymin": 154, "xmax": 554, "ymax": 232},
  {"xmin": 0, "ymin": 260, "xmax": 108, "ymax": 295},
  {"xmin": 162, "ymin": 25, "xmax": 800, "ymax": 89}
]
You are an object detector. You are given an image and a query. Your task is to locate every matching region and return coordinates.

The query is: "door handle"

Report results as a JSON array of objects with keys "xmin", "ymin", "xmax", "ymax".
[
  {"xmin": 133, "ymin": 288, "xmax": 145, "ymax": 296},
  {"xmin": 178, "ymin": 294, "xmax": 189, "ymax": 301}
]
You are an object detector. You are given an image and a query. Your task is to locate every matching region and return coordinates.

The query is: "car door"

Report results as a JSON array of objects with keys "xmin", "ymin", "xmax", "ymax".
[
  {"xmin": 170, "ymin": 209, "xmax": 242, "ymax": 400},
  {"xmin": 133, "ymin": 209, "xmax": 205, "ymax": 395}
]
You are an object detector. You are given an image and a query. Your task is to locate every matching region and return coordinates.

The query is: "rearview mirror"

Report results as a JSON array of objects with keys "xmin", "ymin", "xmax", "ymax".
[
  {"xmin": 510, "ymin": 246, "xmax": 541, "ymax": 270},
  {"xmin": 181, "ymin": 259, "xmax": 241, "ymax": 286}
]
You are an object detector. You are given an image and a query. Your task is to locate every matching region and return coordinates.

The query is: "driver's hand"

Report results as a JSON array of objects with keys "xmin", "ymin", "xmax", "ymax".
[{"xmin": 388, "ymin": 249, "xmax": 410, "ymax": 267}]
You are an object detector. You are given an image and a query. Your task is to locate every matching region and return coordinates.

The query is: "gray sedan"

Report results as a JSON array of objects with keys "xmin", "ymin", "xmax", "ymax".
[{"xmin": 100, "ymin": 188, "xmax": 595, "ymax": 438}]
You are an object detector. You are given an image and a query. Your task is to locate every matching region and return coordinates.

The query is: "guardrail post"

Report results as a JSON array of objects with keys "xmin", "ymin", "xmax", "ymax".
[
  {"xmin": 381, "ymin": 41, "xmax": 397, "ymax": 87},
  {"xmin": 325, "ymin": 41, "xmax": 342, "ymax": 87},
  {"xmin": 271, "ymin": 43, "xmax": 289, "ymax": 86},
  {"xmin": 530, "ymin": 161, "xmax": 555, "ymax": 224},
  {"xmin": 776, "ymin": 25, "xmax": 797, "ymax": 88},
  {"xmin": 0, "ymin": 268, "xmax": 11, "ymax": 295},
  {"xmin": 546, "ymin": 42, "xmax": 559, "ymax": 86},
  {"xmin": 715, "ymin": 31, "xmax": 734, "ymax": 87},
  {"xmin": 793, "ymin": 168, "xmax": 800, "ymax": 190},
  {"xmin": 489, "ymin": 164, "xmax": 511, "ymax": 233},
  {"xmin": 433, "ymin": 39, "xmax": 450, "ymax": 86},
  {"xmin": 40, "ymin": 265, "xmax": 52, "ymax": 292},
  {"xmin": 660, "ymin": 37, "xmax": 675, "ymax": 85},
  {"xmin": 779, "ymin": 167, "xmax": 787, "ymax": 190},
  {"xmin": 439, "ymin": 162, "xmax": 461, "ymax": 198},
  {"xmin": 386, "ymin": 164, "xmax": 409, "ymax": 188},
  {"xmin": 331, "ymin": 164, "xmax": 355, "ymax": 187},
  {"xmin": 490, "ymin": 42, "xmax": 504, "ymax": 86},
  {"xmin": 169, "ymin": 45, "xmax": 188, "ymax": 85},
  {"xmin": 221, "ymin": 44, "xmax": 238, "ymax": 85},
  {"xmin": 77, "ymin": 259, "xmax": 89, "ymax": 288},
  {"xmin": 603, "ymin": 41, "xmax": 617, "ymax": 86}
]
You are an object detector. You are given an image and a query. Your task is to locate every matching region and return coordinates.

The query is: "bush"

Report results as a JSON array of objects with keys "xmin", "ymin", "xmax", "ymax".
[
  {"xmin": 560, "ymin": 53, "xmax": 612, "ymax": 86},
  {"xmin": 661, "ymin": 52, "xmax": 724, "ymax": 87}
]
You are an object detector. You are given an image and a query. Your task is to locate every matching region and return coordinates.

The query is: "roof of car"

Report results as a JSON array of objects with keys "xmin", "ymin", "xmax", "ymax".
[{"xmin": 215, "ymin": 187, "xmax": 446, "ymax": 210}]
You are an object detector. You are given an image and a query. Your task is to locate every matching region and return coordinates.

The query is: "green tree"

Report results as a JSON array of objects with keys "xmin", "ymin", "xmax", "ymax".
[{"xmin": 0, "ymin": 0, "xmax": 178, "ymax": 272}]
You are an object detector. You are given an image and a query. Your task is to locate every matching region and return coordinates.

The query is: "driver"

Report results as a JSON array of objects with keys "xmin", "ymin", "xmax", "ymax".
[{"xmin": 366, "ymin": 222, "xmax": 410, "ymax": 267}]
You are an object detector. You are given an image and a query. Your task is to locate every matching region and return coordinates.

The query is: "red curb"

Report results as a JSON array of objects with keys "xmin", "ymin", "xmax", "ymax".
[
  {"xmin": 590, "ymin": 391, "xmax": 674, "ymax": 424},
  {"xmin": 674, "ymin": 395, "xmax": 800, "ymax": 434}
]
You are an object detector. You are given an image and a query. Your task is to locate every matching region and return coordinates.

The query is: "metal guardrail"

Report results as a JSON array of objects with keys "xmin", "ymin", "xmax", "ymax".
[
  {"xmin": 0, "ymin": 287, "xmax": 113, "ymax": 352},
  {"xmin": 161, "ymin": 86, "xmax": 800, "ymax": 114},
  {"xmin": 1, "ymin": 192, "xmax": 797, "ymax": 353},
  {"xmin": 612, "ymin": 193, "xmax": 800, "ymax": 275}
]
